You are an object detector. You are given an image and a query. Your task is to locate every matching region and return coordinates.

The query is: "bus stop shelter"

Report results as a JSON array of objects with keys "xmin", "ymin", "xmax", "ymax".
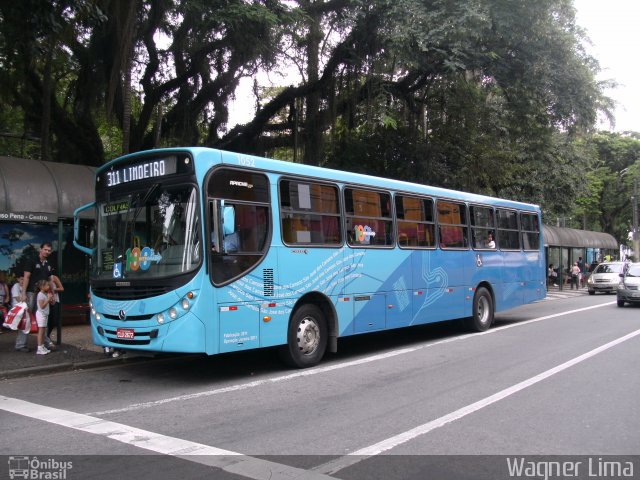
[
  {"xmin": 0, "ymin": 156, "xmax": 96, "ymax": 332},
  {"xmin": 543, "ymin": 225, "xmax": 619, "ymax": 289}
]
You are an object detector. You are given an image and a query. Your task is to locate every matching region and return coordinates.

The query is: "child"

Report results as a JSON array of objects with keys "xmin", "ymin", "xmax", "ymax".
[
  {"xmin": 35, "ymin": 279, "xmax": 55, "ymax": 355},
  {"xmin": 12, "ymin": 274, "xmax": 30, "ymax": 352}
]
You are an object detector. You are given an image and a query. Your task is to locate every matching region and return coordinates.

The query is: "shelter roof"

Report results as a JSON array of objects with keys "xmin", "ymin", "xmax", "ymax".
[
  {"xmin": 543, "ymin": 225, "xmax": 618, "ymax": 249},
  {"xmin": 0, "ymin": 156, "xmax": 96, "ymax": 220}
]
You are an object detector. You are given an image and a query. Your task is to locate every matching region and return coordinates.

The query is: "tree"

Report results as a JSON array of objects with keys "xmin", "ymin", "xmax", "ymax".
[
  {"xmin": 0, "ymin": 0, "xmax": 288, "ymax": 164},
  {"xmin": 571, "ymin": 132, "xmax": 640, "ymax": 244},
  {"xmin": 0, "ymin": 0, "xmax": 610, "ymax": 192}
]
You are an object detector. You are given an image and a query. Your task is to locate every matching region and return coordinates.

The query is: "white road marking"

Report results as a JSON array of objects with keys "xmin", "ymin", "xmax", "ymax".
[
  {"xmin": 313, "ymin": 327, "xmax": 640, "ymax": 475},
  {"xmin": 90, "ymin": 301, "xmax": 615, "ymax": 416},
  {"xmin": 0, "ymin": 395, "xmax": 336, "ymax": 480}
]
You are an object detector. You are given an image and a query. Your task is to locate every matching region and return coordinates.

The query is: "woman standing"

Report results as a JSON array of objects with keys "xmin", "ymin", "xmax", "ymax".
[
  {"xmin": 570, "ymin": 262, "xmax": 581, "ymax": 290},
  {"xmin": 45, "ymin": 274, "xmax": 64, "ymax": 349}
]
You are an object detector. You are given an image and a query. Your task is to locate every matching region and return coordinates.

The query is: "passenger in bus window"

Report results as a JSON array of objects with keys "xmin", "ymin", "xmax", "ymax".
[
  {"xmin": 224, "ymin": 231, "xmax": 239, "ymax": 252},
  {"xmin": 485, "ymin": 232, "xmax": 496, "ymax": 249},
  {"xmin": 211, "ymin": 230, "xmax": 239, "ymax": 253}
]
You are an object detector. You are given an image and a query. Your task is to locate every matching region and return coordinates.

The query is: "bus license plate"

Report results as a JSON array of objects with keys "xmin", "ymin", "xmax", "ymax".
[{"xmin": 117, "ymin": 328, "xmax": 135, "ymax": 339}]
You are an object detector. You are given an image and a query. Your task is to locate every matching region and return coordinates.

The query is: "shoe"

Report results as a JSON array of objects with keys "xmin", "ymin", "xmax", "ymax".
[
  {"xmin": 36, "ymin": 346, "xmax": 50, "ymax": 355},
  {"xmin": 45, "ymin": 343, "xmax": 56, "ymax": 350},
  {"xmin": 15, "ymin": 347, "xmax": 31, "ymax": 353}
]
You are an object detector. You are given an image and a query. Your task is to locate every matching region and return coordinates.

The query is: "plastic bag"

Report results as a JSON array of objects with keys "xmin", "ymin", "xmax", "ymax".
[
  {"xmin": 2, "ymin": 302, "xmax": 27, "ymax": 331},
  {"xmin": 17, "ymin": 310, "xmax": 38, "ymax": 334}
]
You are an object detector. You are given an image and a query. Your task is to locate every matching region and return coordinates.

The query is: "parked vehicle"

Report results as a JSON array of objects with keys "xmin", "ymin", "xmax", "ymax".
[
  {"xmin": 587, "ymin": 261, "xmax": 625, "ymax": 295},
  {"xmin": 617, "ymin": 263, "xmax": 640, "ymax": 307}
]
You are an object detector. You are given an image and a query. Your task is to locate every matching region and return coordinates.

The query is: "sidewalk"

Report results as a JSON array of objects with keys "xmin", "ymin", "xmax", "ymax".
[{"xmin": 0, "ymin": 323, "xmax": 122, "ymax": 379}]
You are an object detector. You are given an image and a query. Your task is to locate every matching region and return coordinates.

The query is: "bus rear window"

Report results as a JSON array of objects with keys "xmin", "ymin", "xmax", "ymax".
[{"xmin": 521, "ymin": 212, "xmax": 540, "ymax": 250}]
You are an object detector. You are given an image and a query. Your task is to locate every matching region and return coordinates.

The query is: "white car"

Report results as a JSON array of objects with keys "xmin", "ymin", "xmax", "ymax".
[
  {"xmin": 587, "ymin": 261, "xmax": 625, "ymax": 295},
  {"xmin": 617, "ymin": 263, "xmax": 640, "ymax": 307}
]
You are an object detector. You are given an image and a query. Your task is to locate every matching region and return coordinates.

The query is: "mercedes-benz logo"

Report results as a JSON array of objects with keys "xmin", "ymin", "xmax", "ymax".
[{"xmin": 119, "ymin": 309, "xmax": 127, "ymax": 320}]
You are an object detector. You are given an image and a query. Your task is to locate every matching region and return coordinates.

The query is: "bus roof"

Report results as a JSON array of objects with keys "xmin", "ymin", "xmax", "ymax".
[{"xmin": 103, "ymin": 147, "xmax": 540, "ymax": 212}]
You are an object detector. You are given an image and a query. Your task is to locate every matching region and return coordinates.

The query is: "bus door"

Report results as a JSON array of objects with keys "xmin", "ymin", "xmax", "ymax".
[
  {"xmin": 344, "ymin": 188, "xmax": 401, "ymax": 333},
  {"xmin": 468, "ymin": 205, "xmax": 503, "ymax": 311},
  {"xmin": 346, "ymin": 250, "xmax": 413, "ymax": 333},
  {"xmin": 411, "ymin": 200, "xmax": 470, "ymax": 323},
  {"xmin": 496, "ymin": 209, "xmax": 524, "ymax": 309},
  {"xmin": 412, "ymin": 248, "xmax": 467, "ymax": 324},
  {"xmin": 344, "ymin": 248, "xmax": 414, "ymax": 333}
]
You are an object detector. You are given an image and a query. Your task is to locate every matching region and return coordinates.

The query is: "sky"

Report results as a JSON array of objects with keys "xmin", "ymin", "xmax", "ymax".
[{"xmin": 573, "ymin": 0, "xmax": 640, "ymax": 132}]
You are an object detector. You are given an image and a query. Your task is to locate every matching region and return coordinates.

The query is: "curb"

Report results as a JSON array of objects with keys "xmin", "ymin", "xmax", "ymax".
[
  {"xmin": 0, "ymin": 352, "xmax": 187, "ymax": 380},
  {"xmin": 0, "ymin": 357, "xmax": 122, "ymax": 380}
]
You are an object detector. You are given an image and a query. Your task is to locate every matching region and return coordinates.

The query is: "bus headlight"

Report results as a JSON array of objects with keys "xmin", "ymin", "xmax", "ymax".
[
  {"xmin": 169, "ymin": 307, "xmax": 178, "ymax": 319},
  {"xmin": 157, "ymin": 313, "xmax": 165, "ymax": 324},
  {"xmin": 182, "ymin": 298, "xmax": 191, "ymax": 310}
]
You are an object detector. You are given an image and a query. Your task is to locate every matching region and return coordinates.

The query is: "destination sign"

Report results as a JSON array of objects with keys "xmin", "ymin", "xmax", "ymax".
[
  {"xmin": 102, "ymin": 201, "xmax": 130, "ymax": 216},
  {"xmin": 102, "ymin": 156, "xmax": 177, "ymax": 187}
]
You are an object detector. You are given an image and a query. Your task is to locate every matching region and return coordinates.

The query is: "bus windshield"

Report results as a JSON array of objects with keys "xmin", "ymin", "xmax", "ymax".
[{"xmin": 93, "ymin": 184, "xmax": 201, "ymax": 280}]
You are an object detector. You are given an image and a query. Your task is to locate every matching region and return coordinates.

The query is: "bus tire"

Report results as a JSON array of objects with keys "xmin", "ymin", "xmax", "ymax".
[
  {"xmin": 279, "ymin": 304, "xmax": 327, "ymax": 368},
  {"xmin": 466, "ymin": 287, "xmax": 494, "ymax": 332}
]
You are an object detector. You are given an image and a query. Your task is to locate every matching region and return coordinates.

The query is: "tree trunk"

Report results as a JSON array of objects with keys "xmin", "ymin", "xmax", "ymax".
[
  {"xmin": 122, "ymin": 58, "xmax": 132, "ymax": 154},
  {"xmin": 303, "ymin": 5, "xmax": 323, "ymax": 166},
  {"xmin": 40, "ymin": 36, "xmax": 54, "ymax": 161}
]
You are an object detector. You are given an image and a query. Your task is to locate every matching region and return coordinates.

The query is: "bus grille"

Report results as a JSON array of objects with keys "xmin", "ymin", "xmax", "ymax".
[
  {"xmin": 103, "ymin": 313, "xmax": 155, "ymax": 321},
  {"xmin": 92, "ymin": 285, "xmax": 171, "ymax": 300}
]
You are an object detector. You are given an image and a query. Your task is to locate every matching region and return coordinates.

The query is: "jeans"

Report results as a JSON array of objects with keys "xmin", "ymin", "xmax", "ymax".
[{"xmin": 15, "ymin": 329, "xmax": 28, "ymax": 349}]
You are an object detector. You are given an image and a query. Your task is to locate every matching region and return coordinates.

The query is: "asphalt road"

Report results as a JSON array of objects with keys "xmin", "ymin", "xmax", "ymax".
[{"xmin": 2, "ymin": 292, "xmax": 639, "ymax": 480}]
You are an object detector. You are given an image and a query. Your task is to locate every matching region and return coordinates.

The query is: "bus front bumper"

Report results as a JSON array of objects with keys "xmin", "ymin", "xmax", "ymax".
[{"xmin": 91, "ymin": 313, "xmax": 206, "ymax": 354}]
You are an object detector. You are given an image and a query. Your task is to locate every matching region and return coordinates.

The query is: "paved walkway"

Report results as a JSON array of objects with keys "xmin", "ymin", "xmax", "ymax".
[
  {"xmin": 0, "ymin": 323, "xmax": 120, "ymax": 379},
  {"xmin": 542, "ymin": 285, "xmax": 591, "ymax": 301}
]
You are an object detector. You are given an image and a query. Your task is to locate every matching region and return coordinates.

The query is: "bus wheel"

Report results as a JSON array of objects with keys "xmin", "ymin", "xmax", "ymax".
[
  {"xmin": 466, "ymin": 287, "xmax": 494, "ymax": 332},
  {"xmin": 279, "ymin": 304, "xmax": 327, "ymax": 368}
]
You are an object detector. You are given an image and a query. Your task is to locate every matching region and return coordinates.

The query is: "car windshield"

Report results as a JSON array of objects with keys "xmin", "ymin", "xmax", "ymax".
[
  {"xmin": 594, "ymin": 263, "xmax": 622, "ymax": 274},
  {"xmin": 93, "ymin": 184, "xmax": 201, "ymax": 280},
  {"xmin": 626, "ymin": 265, "xmax": 640, "ymax": 277}
]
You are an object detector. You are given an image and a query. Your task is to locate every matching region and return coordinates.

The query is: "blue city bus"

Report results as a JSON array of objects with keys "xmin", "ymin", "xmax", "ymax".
[{"xmin": 73, "ymin": 147, "xmax": 546, "ymax": 368}]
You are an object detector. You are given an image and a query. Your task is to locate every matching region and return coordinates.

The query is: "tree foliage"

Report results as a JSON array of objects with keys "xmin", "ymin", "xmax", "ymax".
[
  {"xmin": 570, "ymin": 132, "xmax": 640, "ymax": 245},
  {"xmin": 0, "ymin": 0, "xmax": 629, "ymax": 238}
]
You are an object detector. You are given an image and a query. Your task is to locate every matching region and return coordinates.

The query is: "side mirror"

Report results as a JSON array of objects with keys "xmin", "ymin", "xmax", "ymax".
[
  {"xmin": 73, "ymin": 202, "xmax": 96, "ymax": 255},
  {"xmin": 223, "ymin": 205, "xmax": 236, "ymax": 235}
]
